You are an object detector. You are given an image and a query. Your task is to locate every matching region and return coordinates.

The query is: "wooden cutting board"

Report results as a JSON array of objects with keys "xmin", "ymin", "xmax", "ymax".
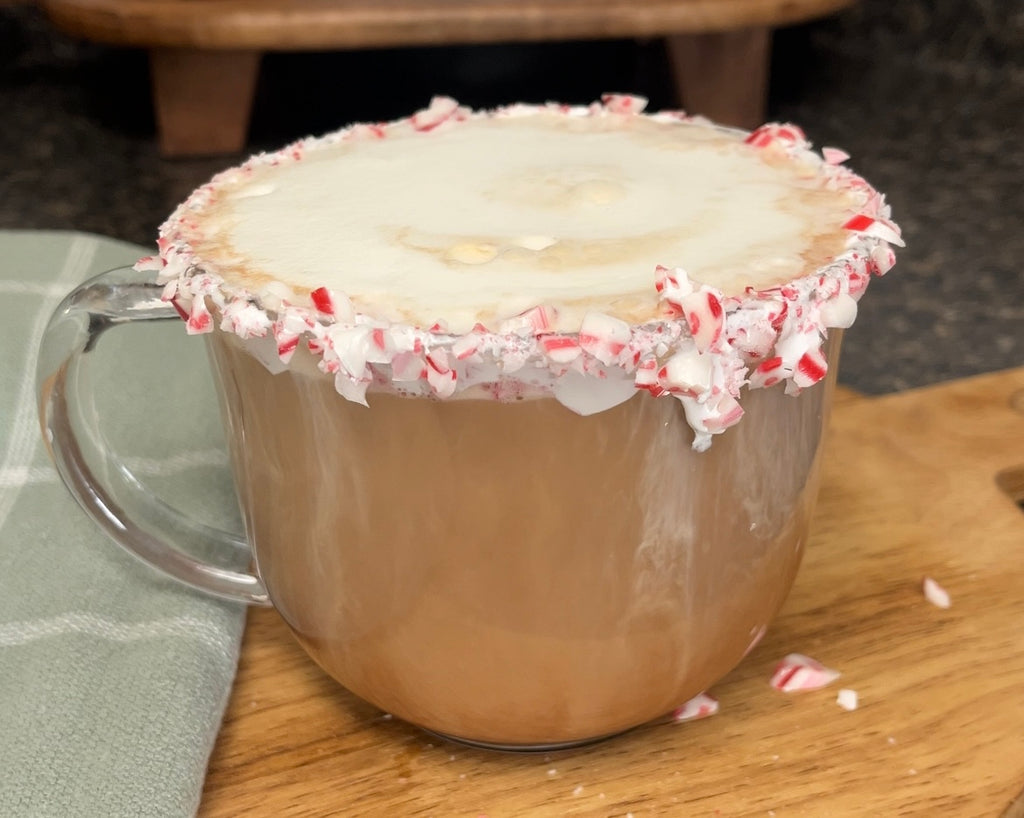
[{"xmin": 200, "ymin": 368, "xmax": 1024, "ymax": 817}]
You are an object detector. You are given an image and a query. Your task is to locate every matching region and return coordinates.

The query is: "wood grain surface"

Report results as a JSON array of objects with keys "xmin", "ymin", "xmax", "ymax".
[
  {"xmin": 39, "ymin": 0, "xmax": 857, "ymax": 50},
  {"xmin": 201, "ymin": 368, "xmax": 1024, "ymax": 817}
]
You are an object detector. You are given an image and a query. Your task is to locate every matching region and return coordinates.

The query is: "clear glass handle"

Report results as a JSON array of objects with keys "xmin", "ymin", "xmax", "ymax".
[{"xmin": 36, "ymin": 265, "xmax": 269, "ymax": 605}]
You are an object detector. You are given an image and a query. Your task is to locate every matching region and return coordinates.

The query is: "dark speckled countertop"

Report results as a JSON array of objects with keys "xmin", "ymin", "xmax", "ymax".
[{"xmin": 1, "ymin": 0, "xmax": 1020, "ymax": 394}]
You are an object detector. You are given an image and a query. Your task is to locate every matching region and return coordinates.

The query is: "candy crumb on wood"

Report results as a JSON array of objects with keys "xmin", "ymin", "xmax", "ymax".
[
  {"xmin": 671, "ymin": 692, "xmax": 719, "ymax": 722},
  {"xmin": 922, "ymin": 576, "xmax": 951, "ymax": 608},
  {"xmin": 769, "ymin": 653, "xmax": 841, "ymax": 692}
]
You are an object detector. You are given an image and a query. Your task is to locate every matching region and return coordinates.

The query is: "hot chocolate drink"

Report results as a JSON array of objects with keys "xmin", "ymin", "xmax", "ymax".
[
  {"xmin": 145, "ymin": 95, "xmax": 901, "ymax": 746},
  {"xmin": 210, "ymin": 331, "xmax": 837, "ymax": 745}
]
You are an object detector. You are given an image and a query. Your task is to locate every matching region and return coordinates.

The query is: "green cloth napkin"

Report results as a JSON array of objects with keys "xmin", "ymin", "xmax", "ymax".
[{"xmin": 0, "ymin": 231, "xmax": 247, "ymax": 817}]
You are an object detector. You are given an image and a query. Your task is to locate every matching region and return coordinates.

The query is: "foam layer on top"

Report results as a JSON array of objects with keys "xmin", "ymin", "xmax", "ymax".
[
  {"xmin": 190, "ymin": 108, "xmax": 855, "ymax": 334},
  {"xmin": 145, "ymin": 96, "xmax": 902, "ymax": 449}
]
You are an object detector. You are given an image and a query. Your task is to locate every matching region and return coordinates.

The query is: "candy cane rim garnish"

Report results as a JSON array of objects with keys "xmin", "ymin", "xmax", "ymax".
[{"xmin": 144, "ymin": 96, "xmax": 901, "ymax": 450}]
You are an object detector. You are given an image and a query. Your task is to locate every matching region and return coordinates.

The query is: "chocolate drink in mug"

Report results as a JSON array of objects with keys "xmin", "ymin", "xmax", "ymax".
[{"xmin": 43, "ymin": 94, "xmax": 901, "ymax": 747}]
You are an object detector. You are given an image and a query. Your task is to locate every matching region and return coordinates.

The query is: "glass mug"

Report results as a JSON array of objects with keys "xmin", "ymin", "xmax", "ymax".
[{"xmin": 37, "ymin": 266, "xmax": 839, "ymax": 749}]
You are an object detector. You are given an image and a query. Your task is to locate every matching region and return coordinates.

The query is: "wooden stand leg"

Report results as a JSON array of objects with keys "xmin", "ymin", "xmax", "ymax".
[
  {"xmin": 150, "ymin": 48, "xmax": 261, "ymax": 157},
  {"xmin": 666, "ymin": 27, "xmax": 771, "ymax": 130}
]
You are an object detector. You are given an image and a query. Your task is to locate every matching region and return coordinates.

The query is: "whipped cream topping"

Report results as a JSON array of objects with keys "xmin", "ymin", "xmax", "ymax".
[
  {"xmin": 186, "ymin": 104, "xmax": 856, "ymax": 334},
  {"xmin": 140, "ymin": 94, "xmax": 902, "ymax": 450}
]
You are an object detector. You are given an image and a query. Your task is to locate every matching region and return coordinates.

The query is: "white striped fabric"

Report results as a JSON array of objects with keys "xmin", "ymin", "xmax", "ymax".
[{"xmin": 0, "ymin": 231, "xmax": 247, "ymax": 818}]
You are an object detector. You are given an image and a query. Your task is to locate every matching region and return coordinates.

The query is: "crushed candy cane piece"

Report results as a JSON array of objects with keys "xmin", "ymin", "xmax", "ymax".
[
  {"xmin": 601, "ymin": 93, "xmax": 648, "ymax": 114},
  {"xmin": 426, "ymin": 350, "xmax": 458, "ymax": 397},
  {"xmin": 659, "ymin": 350, "xmax": 713, "ymax": 397},
  {"xmin": 871, "ymin": 244, "xmax": 897, "ymax": 275},
  {"xmin": 822, "ymin": 147, "xmax": 850, "ymax": 165},
  {"xmin": 679, "ymin": 287, "xmax": 725, "ymax": 353},
  {"xmin": 310, "ymin": 286, "xmax": 339, "ymax": 316},
  {"xmin": 769, "ymin": 653, "xmax": 840, "ymax": 692},
  {"xmin": 844, "ymin": 214, "xmax": 905, "ymax": 246},
  {"xmin": 744, "ymin": 123, "xmax": 807, "ymax": 148},
  {"xmin": 836, "ymin": 688, "xmax": 859, "ymax": 711},
  {"xmin": 501, "ymin": 305, "xmax": 556, "ymax": 335},
  {"xmin": 671, "ymin": 692, "xmax": 719, "ymax": 722},
  {"xmin": 220, "ymin": 300, "xmax": 271, "ymax": 338},
  {"xmin": 654, "ymin": 264, "xmax": 694, "ymax": 311},
  {"xmin": 578, "ymin": 311, "xmax": 631, "ymax": 365},
  {"xmin": 186, "ymin": 297, "xmax": 212, "ymax": 334},
  {"xmin": 539, "ymin": 334, "xmax": 582, "ymax": 364},
  {"xmin": 135, "ymin": 255, "xmax": 163, "ymax": 272},
  {"xmin": 410, "ymin": 96, "xmax": 462, "ymax": 132},
  {"xmin": 820, "ymin": 292, "xmax": 858, "ymax": 329},
  {"xmin": 793, "ymin": 347, "xmax": 829, "ymax": 388},
  {"xmin": 450, "ymin": 332, "xmax": 482, "ymax": 360},
  {"xmin": 922, "ymin": 577, "xmax": 951, "ymax": 609},
  {"xmin": 634, "ymin": 356, "xmax": 664, "ymax": 396},
  {"xmin": 334, "ymin": 371, "xmax": 370, "ymax": 406}
]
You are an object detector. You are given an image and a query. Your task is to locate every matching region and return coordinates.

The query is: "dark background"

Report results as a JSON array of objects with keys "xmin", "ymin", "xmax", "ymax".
[{"xmin": 1, "ymin": 0, "xmax": 1020, "ymax": 394}]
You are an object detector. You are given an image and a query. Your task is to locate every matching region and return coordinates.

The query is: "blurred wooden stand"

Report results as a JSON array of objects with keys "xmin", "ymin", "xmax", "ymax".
[{"xmin": 38, "ymin": 0, "xmax": 857, "ymax": 157}]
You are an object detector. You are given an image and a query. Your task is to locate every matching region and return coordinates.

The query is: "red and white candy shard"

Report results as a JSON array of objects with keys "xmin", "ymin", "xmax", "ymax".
[
  {"xmin": 334, "ymin": 371, "xmax": 370, "ymax": 406},
  {"xmin": 425, "ymin": 349, "xmax": 458, "ymax": 398},
  {"xmin": 538, "ymin": 334, "xmax": 582, "ymax": 364},
  {"xmin": 601, "ymin": 93, "xmax": 649, "ymax": 114},
  {"xmin": 744, "ymin": 123, "xmax": 807, "ymax": 149},
  {"xmin": 274, "ymin": 312, "xmax": 310, "ymax": 363},
  {"xmin": 220, "ymin": 301, "xmax": 271, "ymax": 339},
  {"xmin": 769, "ymin": 653, "xmax": 841, "ymax": 692},
  {"xmin": 793, "ymin": 346, "xmax": 829, "ymax": 389},
  {"xmin": 450, "ymin": 331, "xmax": 482, "ymax": 361},
  {"xmin": 310, "ymin": 286, "xmax": 335, "ymax": 315},
  {"xmin": 500, "ymin": 305, "xmax": 556, "ymax": 336},
  {"xmin": 144, "ymin": 95, "xmax": 901, "ymax": 450},
  {"xmin": 309, "ymin": 285, "xmax": 355, "ymax": 322},
  {"xmin": 871, "ymin": 244, "xmax": 897, "ymax": 275},
  {"xmin": 654, "ymin": 265, "xmax": 694, "ymax": 309},
  {"xmin": 843, "ymin": 214, "xmax": 904, "ymax": 247},
  {"xmin": 390, "ymin": 351, "xmax": 427, "ymax": 382},
  {"xmin": 671, "ymin": 692, "xmax": 719, "ymax": 723},
  {"xmin": 659, "ymin": 350, "xmax": 713, "ymax": 397},
  {"xmin": 819, "ymin": 292, "xmax": 858, "ymax": 329},
  {"xmin": 135, "ymin": 255, "xmax": 162, "ymax": 272},
  {"xmin": 822, "ymin": 147, "xmax": 850, "ymax": 165},
  {"xmin": 578, "ymin": 311, "xmax": 632, "ymax": 365},
  {"xmin": 681, "ymin": 392, "xmax": 746, "ymax": 451},
  {"xmin": 634, "ymin": 355, "xmax": 663, "ymax": 395},
  {"xmin": 186, "ymin": 297, "xmax": 212, "ymax": 335},
  {"xmin": 679, "ymin": 287, "xmax": 724, "ymax": 353},
  {"xmin": 410, "ymin": 95, "xmax": 466, "ymax": 132},
  {"xmin": 922, "ymin": 577, "xmax": 951, "ymax": 609}
]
